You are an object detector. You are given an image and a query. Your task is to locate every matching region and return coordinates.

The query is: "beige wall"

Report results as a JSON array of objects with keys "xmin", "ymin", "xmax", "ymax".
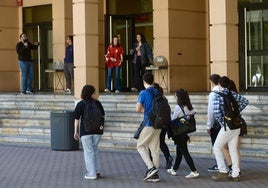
[
  {"xmin": 153, "ymin": 0, "xmax": 209, "ymax": 92},
  {"xmin": 0, "ymin": 1, "xmax": 20, "ymax": 91},
  {"xmin": 0, "ymin": 0, "xmax": 240, "ymax": 93}
]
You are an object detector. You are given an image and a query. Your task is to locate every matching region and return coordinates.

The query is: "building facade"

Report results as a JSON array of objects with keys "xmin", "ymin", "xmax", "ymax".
[{"xmin": 0, "ymin": 0, "xmax": 267, "ymax": 98}]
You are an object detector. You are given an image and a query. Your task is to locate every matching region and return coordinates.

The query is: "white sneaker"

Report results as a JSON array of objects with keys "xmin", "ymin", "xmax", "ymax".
[
  {"xmin": 115, "ymin": 90, "xmax": 120, "ymax": 93},
  {"xmin": 131, "ymin": 88, "xmax": 138, "ymax": 92},
  {"xmin": 167, "ymin": 168, "xmax": 177, "ymax": 176},
  {"xmin": 64, "ymin": 88, "xmax": 71, "ymax": 94},
  {"xmin": 84, "ymin": 174, "xmax": 97, "ymax": 180},
  {"xmin": 104, "ymin": 89, "xmax": 110, "ymax": 93},
  {"xmin": 185, "ymin": 171, "xmax": 199, "ymax": 178}
]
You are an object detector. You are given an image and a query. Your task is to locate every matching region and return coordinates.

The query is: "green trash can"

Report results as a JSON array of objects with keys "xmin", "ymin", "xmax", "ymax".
[{"xmin": 50, "ymin": 111, "xmax": 79, "ymax": 151}]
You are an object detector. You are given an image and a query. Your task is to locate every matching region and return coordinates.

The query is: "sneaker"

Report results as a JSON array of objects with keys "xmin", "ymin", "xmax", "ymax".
[
  {"xmin": 166, "ymin": 156, "xmax": 173, "ymax": 169},
  {"xmin": 228, "ymin": 175, "xmax": 240, "ymax": 182},
  {"xmin": 64, "ymin": 89, "xmax": 71, "ymax": 94},
  {"xmin": 26, "ymin": 90, "xmax": 35, "ymax": 94},
  {"xmin": 211, "ymin": 173, "xmax": 228, "ymax": 181},
  {"xmin": 96, "ymin": 171, "xmax": 101, "ymax": 178},
  {"xmin": 84, "ymin": 174, "xmax": 97, "ymax": 180},
  {"xmin": 104, "ymin": 89, "xmax": 111, "ymax": 93},
  {"xmin": 143, "ymin": 167, "xmax": 158, "ymax": 180},
  {"xmin": 20, "ymin": 91, "xmax": 26, "ymax": 95},
  {"xmin": 145, "ymin": 173, "xmax": 160, "ymax": 182},
  {"xmin": 185, "ymin": 171, "xmax": 199, "ymax": 178},
  {"xmin": 115, "ymin": 90, "xmax": 120, "ymax": 93},
  {"xmin": 131, "ymin": 88, "xmax": 138, "ymax": 92},
  {"xmin": 208, "ymin": 165, "xmax": 219, "ymax": 172},
  {"xmin": 167, "ymin": 168, "xmax": 177, "ymax": 176}
]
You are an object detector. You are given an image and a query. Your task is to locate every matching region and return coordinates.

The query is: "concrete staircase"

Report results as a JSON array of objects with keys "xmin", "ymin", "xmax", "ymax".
[{"xmin": 0, "ymin": 93, "xmax": 267, "ymax": 159}]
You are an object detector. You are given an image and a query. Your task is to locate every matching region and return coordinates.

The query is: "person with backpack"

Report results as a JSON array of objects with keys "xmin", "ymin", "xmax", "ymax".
[
  {"xmin": 73, "ymin": 84, "xmax": 105, "ymax": 180},
  {"xmin": 136, "ymin": 73, "xmax": 162, "ymax": 182},
  {"xmin": 167, "ymin": 89, "xmax": 199, "ymax": 178},
  {"xmin": 153, "ymin": 83, "xmax": 173, "ymax": 169},
  {"xmin": 207, "ymin": 74, "xmax": 232, "ymax": 172},
  {"xmin": 211, "ymin": 76, "xmax": 248, "ymax": 181}
]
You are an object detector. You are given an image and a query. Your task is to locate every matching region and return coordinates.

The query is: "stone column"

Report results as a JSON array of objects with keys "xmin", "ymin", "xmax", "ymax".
[
  {"xmin": 153, "ymin": 0, "xmax": 209, "ymax": 92},
  {"xmin": 209, "ymin": 0, "xmax": 239, "ymax": 84},
  {"xmin": 73, "ymin": 0, "xmax": 99, "ymax": 98}
]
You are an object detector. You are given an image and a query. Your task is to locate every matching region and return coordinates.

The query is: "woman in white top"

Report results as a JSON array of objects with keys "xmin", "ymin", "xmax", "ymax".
[{"xmin": 167, "ymin": 89, "xmax": 199, "ymax": 178}]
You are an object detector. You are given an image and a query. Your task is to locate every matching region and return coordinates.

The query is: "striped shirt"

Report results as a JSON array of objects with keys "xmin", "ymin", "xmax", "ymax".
[{"xmin": 213, "ymin": 88, "xmax": 249, "ymax": 127}]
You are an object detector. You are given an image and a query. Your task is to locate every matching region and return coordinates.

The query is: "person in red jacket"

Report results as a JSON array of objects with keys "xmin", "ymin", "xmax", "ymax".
[{"xmin": 104, "ymin": 35, "xmax": 124, "ymax": 93}]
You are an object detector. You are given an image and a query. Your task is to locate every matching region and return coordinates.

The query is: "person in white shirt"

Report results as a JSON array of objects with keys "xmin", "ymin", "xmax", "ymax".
[{"xmin": 207, "ymin": 74, "xmax": 232, "ymax": 173}]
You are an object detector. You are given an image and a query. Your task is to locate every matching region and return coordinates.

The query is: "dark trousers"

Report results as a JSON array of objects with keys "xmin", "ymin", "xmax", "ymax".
[
  {"xmin": 160, "ymin": 128, "xmax": 171, "ymax": 163},
  {"xmin": 132, "ymin": 56, "xmax": 146, "ymax": 91},
  {"xmin": 64, "ymin": 62, "xmax": 74, "ymax": 89},
  {"xmin": 173, "ymin": 135, "xmax": 197, "ymax": 172}
]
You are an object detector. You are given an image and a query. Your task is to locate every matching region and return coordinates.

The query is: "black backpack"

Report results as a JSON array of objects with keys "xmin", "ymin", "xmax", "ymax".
[
  {"xmin": 82, "ymin": 100, "xmax": 104, "ymax": 133},
  {"xmin": 217, "ymin": 91, "xmax": 243, "ymax": 130},
  {"xmin": 148, "ymin": 90, "xmax": 171, "ymax": 129}
]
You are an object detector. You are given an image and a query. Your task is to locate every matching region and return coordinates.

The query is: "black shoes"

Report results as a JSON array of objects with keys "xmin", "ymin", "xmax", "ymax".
[{"xmin": 143, "ymin": 167, "xmax": 158, "ymax": 181}]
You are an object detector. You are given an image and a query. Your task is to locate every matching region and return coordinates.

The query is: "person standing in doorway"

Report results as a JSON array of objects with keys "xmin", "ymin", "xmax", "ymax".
[
  {"xmin": 16, "ymin": 33, "xmax": 39, "ymax": 95},
  {"xmin": 130, "ymin": 33, "xmax": 153, "ymax": 92},
  {"xmin": 64, "ymin": 35, "xmax": 74, "ymax": 94},
  {"xmin": 104, "ymin": 35, "xmax": 124, "ymax": 93}
]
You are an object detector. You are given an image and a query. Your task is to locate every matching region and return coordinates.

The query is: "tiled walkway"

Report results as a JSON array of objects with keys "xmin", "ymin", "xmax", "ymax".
[{"xmin": 0, "ymin": 144, "xmax": 267, "ymax": 188}]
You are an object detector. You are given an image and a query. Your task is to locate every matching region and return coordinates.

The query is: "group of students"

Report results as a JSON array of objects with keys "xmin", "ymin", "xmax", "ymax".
[{"xmin": 73, "ymin": 72, "xmax": 248, "ymax": 182}]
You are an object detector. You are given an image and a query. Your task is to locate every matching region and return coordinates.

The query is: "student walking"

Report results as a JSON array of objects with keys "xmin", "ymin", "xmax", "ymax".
[
  {"xmin": 73, "ymin": 85, "xmax": 105, "ymax": 180},
  {"xmin": 207, "ymin": 74, "xmax": 232, "ymax": 172},
  {"xmin": 211, "ymin": 76, "xmax": 248, "ymax": 181},
  {"xmin": 136, "ymin": 73, "xmax": 162, "ymax": 182},
  {"xmin": 167, "ymin": 89, "xmax": 199, "ymax": 178}
]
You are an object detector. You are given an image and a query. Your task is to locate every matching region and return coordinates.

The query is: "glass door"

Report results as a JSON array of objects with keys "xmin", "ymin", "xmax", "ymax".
[
  {"xmin": 105, "ymin": 15, "xmax": 135, "ymax": 91},
  {"xmin": 239, "ymin": 4, "xmax": 268, "ymax": 90},
  {"xmin": 24, "ymin": 23, "xmax": 53, "ymax": 91}
]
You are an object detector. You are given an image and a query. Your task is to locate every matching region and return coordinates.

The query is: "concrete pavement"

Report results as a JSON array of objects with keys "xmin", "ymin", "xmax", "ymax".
[{"xmin": 0, "ymin": 144, "xmax": 267, "ymax": 188}]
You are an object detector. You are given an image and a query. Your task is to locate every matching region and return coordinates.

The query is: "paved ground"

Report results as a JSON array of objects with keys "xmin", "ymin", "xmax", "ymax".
[{"xmin": 0, "ymin": 144, "xmax": 267, "ymax": 188}]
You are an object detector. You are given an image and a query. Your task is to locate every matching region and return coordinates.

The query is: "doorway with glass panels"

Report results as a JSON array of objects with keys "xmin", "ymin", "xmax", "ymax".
[
  {"xmin": 239, "ymin": 2, "xmax": 268, "ymax": 91},
  {"xmin": 23, "ymin": 5, "xmax": 53, "ymax": 91},
  {"xmin": 105, "ymin": 0, "xmax": 153, "ymax": 91}
]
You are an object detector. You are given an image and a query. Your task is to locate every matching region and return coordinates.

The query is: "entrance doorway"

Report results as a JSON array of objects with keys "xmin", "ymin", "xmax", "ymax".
[
  {"xmin": 105, "ymin": 0, "xmax": 153, "ymax": 91},
  {"xmin": 23, "ymin": 5, "xmax": 53, "ymax": 91},
  {"xmin": 239, "ymin": 2, "xmax": 268, "ymax": 91}
]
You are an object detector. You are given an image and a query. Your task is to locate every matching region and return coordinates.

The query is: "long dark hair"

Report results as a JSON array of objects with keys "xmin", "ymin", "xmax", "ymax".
[
  {"xmin": 136, "ymin": 33, "xmax": 147, "ymax": 43},
  {"xmin": 176, "ymin": 88, "xmax": 193, "ymax": 111}
]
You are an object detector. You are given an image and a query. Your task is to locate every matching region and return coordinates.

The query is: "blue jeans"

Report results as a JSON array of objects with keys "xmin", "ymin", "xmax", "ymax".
[
  {"xmin": 81, "ymin": 134, "xmax": 101, "ymax": 177},
  {"xmin": 18, "ymin": 60, "xmax": 34, "ymax": 92},
  {"xmin": 106, "ymin": 66, "xmax": 121, "ymax": 91}
]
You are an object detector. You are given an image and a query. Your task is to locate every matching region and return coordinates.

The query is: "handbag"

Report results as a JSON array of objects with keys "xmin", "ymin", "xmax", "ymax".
[
  {"xmin": 169, "ymin": 106, "xmax": 196, "ymax": 137},
  {"xmin": 134, "ymin": 122, "xmax": 145, "ymax": 139}
]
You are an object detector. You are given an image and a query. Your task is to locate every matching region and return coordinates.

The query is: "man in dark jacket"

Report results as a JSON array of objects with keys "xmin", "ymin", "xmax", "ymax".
[{"xmin": 16, "ymin": 33, "xmax": 39, "ymax": 94}]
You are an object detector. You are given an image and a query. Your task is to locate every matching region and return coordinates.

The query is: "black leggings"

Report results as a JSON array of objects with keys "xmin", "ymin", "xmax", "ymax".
[
  {"xmin": 173, "ymin": 136, "xmax": 197, "ymax": 172},
  {"xmin": 132, "ymin": 56, "xmax": 146, "ymax": 91},
  {"xmin": 160, "ymin": 128, "xmax": 171, "ymax": 163}
]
